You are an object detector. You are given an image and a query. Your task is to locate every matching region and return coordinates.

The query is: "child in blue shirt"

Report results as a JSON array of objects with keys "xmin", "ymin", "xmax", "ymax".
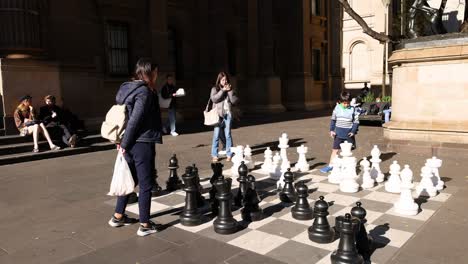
[{"xmin": 320, "ymin": 91, "xmax": 360, "ymax": 173}]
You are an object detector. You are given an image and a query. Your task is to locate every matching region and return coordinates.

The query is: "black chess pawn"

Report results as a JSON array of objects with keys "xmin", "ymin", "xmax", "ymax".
[
  {"xmin": 214, "ymin": 177, "xmax": 238, "ymax": 234},
  {"xmin": 234, "ymin": 161, "xmax": 249, "ymax": 207},
  {"xmin": 209, "ymin": 162, "xmax": 224, "ymax": 215},
  {"xmin": 241, "ymin": 175, "xmax": 263, "ymax": 222},
  {"xmin": 291, "ymin": 181, "xmax": 313, "ymax": 220},
  {"xmin": 151, "ymin": 168, "xmax": 163, "ymax": 197},
  {"xmin": 350, "ymin": 202, "xmax": 373, "ymax": 261},
  {"xmin": 191, "ymin": 164, "xmax": 206, "ymax": 207},
  {"xmin": 331, "ymin": 213, "xmax": 364, "ymax": 264},
  {"xmin": 308, "ymin": 196, "xmax": 335, "ymax": 243},
  {"xmin": 166, "ymin": 154, "xmax": 182, "ymax": 192},
  {"xmin": 279, "ymin": 169, "xmax": 297, "ymax": 203},
  {"xmin": 180, "ymin": 169, "xmax": 202, "ymax": 226}
]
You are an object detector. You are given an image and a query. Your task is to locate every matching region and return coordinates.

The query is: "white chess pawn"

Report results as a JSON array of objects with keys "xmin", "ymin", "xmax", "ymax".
[
  {"xmin": 370, "ymin": 145, "xmax": 385, "ymax": 183},
  {"xmin": 261, "ymin": 147, "xmax": 273, "ymax": 172},
  {"xmin": 427, "ymin": 157, "xmax": 444, "ymax": 190},
  {"xmin": 269, "ymin": 152, "xmax": 282, "ymax": 179},
  {"xmin": 360, "ymin": 157, "xmax": 375, "ymax": 189},
  {"xmin": 295, "ymin": 144, "xmax": 309, "ymax": 172},
  {"xmin": 277, "ymin": 152, "xmax": 290, "ymax": 188},
  {"xmin": 230, "ymin": 145, "xmax": 244, "ymax": 177},
  {"xmin": 394, "ymin": 165, "xmax": 419, "ymax": 216},
  {"xmin": 244, "ymin": 145, "xmax": 255, "ymax": 169},
  {"xmin": 278, "ymin": 133, "xmax": 289, "ymax": 163},
  {"xmin": 339, "ymin": 157, "xmax": 359, "ymax": 193},
  {"xmin": 385, "ymin": 161, "xmax": 402, "ymax": 193},
  {"xmin": 328, "ymin": 157, "xmax": 343, "ymax": 184},
  {"xmin": 415, "ymin": 165, "xmax": 438, "ymax": 197}
]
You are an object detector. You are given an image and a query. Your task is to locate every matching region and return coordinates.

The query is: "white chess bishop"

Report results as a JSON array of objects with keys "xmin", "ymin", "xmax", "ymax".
[
  {"xmin": 385, "ymin": 161, "xmax": 402, "ymax": 193},
  {"xmin": 261, "ymin": 147, "xmax": 273, "ymax": 173},
  {"xmin": 415, "ymin": 165, "xmax": 438, "ymax": 197},
  {"xmin": 328, "ymin": 156, "xmax": 342, "ymax": 184},
  {"xmin": 244, "ymin": 145, "xmax": 255, "ymax": 170},
  {"xmin": 426, "ymin": 156, "xmax": 444, "ymax": 190},
  {"xmin": 230, "ymin": 145, "xmax": 244, "ymax": 177},
  {"xmin": 394, "ymin": 165, "xmax": 419, "ymax": 216},
  {"xmin": 370, "ymin": 145, "xmax": 385, "ymax": 183},
  {"xmin": 295, "ymin": 144, "xmax": 309, "ymax": 172},
  {"xmin": 360, "ymin": 157, "xmax": 375, "ymax": 189}
]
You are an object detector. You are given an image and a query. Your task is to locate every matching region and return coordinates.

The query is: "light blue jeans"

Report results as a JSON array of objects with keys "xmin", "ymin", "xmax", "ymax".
[
  {"xmin": 383, "ymin": 109, "xmax": 392, "ymax": 123},
  {"xmin": 167, "ymin": 108, "xmax": 176, "ymax": 133},
  {"xmin": 211, "ymin": 114, "xmax": 233, "ymax": 158}
]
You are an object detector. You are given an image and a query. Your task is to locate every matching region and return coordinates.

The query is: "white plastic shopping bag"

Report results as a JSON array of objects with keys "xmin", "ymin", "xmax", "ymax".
[{"xmin": 108, "ymin": 151, "xmax": 135, "ymax": 196}]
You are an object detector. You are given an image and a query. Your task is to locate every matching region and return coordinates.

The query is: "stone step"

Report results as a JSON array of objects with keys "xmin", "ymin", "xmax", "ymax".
[
  {"xmin": 0, "ymin": 134, "xmax": 107, "ymax": 156},
  {"xmin": 0, "ymin": 141, "xmax": 115, "ymax": 166}
]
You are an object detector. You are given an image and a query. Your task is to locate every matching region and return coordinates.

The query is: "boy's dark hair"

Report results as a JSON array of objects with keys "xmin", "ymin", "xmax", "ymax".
[
  {"xmin": 338, "ymin": 91, "xmax": 351, "ymax": 103},
  {"xmin": 166, "ymin": 73, "xmax": 173, "ymax": 79}
]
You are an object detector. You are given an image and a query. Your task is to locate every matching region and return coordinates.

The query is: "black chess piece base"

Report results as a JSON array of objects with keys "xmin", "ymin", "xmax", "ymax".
[
  {"xmin": 241, "ymin": 208, "xmax": 263, "ymax": 222},
  {"xmin": 308, "ymin": 225, "xmax": 335, "ymax": 244},
  {"xmin": 213, "ymin": 218, "xmax": 238, "ymax": 234},
  {"xmin": 292, "ymin": 208, "xmax": 313, "ymax": 220},
  {"xmin": 180, "ymin": 213, "xmax": 202, "ymax": 226}
]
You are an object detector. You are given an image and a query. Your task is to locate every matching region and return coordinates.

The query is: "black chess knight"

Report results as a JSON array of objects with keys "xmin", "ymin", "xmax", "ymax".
[
  {"xmin": 331, "ymin": 213, "xmax": 364, "ymax": 264},
  {"xmin": 350, "ymin": 202, "xmax": 372, "ymax": 261},
  {"xmin": 308, "ymin": 196, "xmax": 335, "ymax": 243},
  {"xmin": 180, "ymin": 168, "xmax": 202, "ymax": 226},
  {"xmin": 279, "ymin": 169, "xmax": 297, "ymax": 203},
  {"xmin": 291, "ymin": 181, "xmax": 313, "ymax": 220},
  {"xmin": 166, "ymin": 154, "xmax": 182, "ymax": 191},
  {"xmin": 213, "ymin": 177, "xmax": 238, "ymax": 234},
  {"xmin": 241, "ymin": 175, "xmax": 263, "ymax": 222}
]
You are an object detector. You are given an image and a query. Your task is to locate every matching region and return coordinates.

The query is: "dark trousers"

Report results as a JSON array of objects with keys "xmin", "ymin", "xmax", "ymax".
[{"xmin": 114, "ymin": 142, "xmax": 155, "ymax": 224}]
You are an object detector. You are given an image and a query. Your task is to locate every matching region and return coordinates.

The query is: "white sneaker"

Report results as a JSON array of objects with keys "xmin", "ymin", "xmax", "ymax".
[
  {"xmin": 218, "ymin": 150, "xmax": 227, "ymax": 155},
  {"xmin": 171, "ymin": 132, "xmax": 179, "ymax": 136}
]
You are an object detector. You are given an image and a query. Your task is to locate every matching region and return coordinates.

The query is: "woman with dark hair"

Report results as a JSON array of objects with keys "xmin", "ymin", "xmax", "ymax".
[
  {"xmin": 108, "ymin": 58, "xmax": 163, "ymax": 237},
  {"xmin": 14, "ymin": 95, "xmax": 61, "ymax": 152},
  {"xmin": 210, "ymin": 71, "xmax": 238, "ymax": 162}
]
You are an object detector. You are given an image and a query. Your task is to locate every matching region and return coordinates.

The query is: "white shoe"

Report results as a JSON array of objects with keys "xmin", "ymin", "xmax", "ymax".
[
  {"xmin": 171, "ymin": 132, "xmax": 179, "ymax": 136},
  {"xmin": 218, "ymin": 150, "xmax": 227, "ymax": 156}
]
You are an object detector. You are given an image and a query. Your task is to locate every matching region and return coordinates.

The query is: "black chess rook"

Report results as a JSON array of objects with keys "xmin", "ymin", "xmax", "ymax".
[
  {"xmin": 279, "ymin": 169, "xmax": 297, "ymax": 203},
  {"xmin": 234, "ymin": 161, "xmax": 249, "ymax": 207},
  {"xmin": 331, "ymin": 213, "xmax": 364, "ymax": 264},
  {"xmin": 214, "ymin": 177, "xmax": 238, "ymax": 234},
  {"xmin": 350, "ymin": 202, "xmax": 372, "ymax": 261},
  {"xmin": 166, "ymin": 154, "xmax": 182, "ymax": 192},
  {"xmin": 241, "ymin": 175, "xmax": 263, "ymax": 222},
  {"xmin": 180, "ymin": 168, "xmax": 202, "ymax": 226},
  {"xmin": 308, "ymin": 196, "xmax": 335, "ymax": 243},
  {"xmin": 291, "ymin": 181, "xmax": 313, "ymax": 220}
]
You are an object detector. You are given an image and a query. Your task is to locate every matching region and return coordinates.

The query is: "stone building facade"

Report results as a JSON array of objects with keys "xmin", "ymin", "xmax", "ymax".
[{"xmin": 0, "ymin": 0, "xmax": 343, "ymax": 135}]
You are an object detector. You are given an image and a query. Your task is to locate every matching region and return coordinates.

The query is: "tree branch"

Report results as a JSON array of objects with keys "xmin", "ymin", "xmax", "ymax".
[{"xmin": 337, "ymin": 0, "xmax": 394, "ymax": 43}]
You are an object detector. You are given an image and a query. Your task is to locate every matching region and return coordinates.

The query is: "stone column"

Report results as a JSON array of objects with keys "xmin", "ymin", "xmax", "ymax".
[
  {"xmin": 149, "ymin": 0, "xmax": 170, "ymax": 73},
  {"xmin": 245, "ymin": 0, "xmax": 284, "ymax": 113}
]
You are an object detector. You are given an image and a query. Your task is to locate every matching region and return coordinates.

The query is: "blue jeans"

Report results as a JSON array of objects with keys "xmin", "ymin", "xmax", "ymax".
[
  {"xmin": 115, "ymin": 142, "xmax": 155, "ymax": 224},
  {"xmin": 383, "ymin": 109, "xmax": 392, "ymax": 123},
  {"xmin": 211, "ymin": 114, "xmax": 233, "ymax": 158},
  {"xmin": 167, "ymin": 108, "xmax": 176, "ymax": 133}
]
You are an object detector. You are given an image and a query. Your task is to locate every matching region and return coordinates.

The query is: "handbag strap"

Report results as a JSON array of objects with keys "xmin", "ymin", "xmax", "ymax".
[{"xmin": 205, "ymin": 98, "xmax": 213, "ymax": 111}]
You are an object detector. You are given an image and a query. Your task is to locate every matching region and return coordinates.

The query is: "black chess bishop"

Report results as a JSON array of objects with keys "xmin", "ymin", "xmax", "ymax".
[
  {"xmin": 209, "ymin": 162, "xmax": 224, "ymax": 215},
  {"xmin": 180, "ymin": 167, "xmax": 202, "ymax": 226},
  {"xmin": 241, "ymin": 175, "xmax": 263, "ymax": 222},
  {"xmin": 350, "ymin": 202, "xmax": 372, "ymax": 261},
  {"xmin": 213, "ymin": 177, "xmax": 238, "ymax": 234},
  {"xmin": 191, "ymin": 164, "xmax": 206, "ymax": 207},
  {"xmin": 234, "ymin": 161, "xmax": 249, "ymax": 207}
]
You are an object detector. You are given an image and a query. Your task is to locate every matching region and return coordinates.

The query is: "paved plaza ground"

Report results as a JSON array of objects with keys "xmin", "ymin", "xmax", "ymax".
[{"xmin": 1, "ymin": 112, "xmax": 467, "ymax": 264}]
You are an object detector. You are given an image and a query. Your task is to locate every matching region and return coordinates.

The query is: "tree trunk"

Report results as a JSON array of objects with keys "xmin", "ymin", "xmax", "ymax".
[{"xmin": 337, "ymin": 0, "xmax": 394, "ymax": 43}]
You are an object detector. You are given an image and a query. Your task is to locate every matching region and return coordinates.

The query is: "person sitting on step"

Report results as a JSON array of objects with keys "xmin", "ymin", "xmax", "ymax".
[{"xmin": 39, "ymin": 95, "xmax": 77, "ymax": 148}]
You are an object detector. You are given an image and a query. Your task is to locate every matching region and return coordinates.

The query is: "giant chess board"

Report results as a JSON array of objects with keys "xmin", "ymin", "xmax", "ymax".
[{"xmin": 105, "ymin": 165, "xmax": 456, "ymax": 264}]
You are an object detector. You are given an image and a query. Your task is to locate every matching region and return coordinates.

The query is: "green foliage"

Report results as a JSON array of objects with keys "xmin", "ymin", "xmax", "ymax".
[
  {"xmin": 362, "ymin": 91, "xmax": 375, "ymax": 103},
  {"xmin": 382, "ymin": 96, "xmax": 392, "ymax": 102}
]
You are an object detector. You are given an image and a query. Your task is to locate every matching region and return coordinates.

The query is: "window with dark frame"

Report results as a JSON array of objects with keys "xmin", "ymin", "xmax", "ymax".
[
  {"xmin": 311, "ymin": 0, "xmax": 321, "ymax": 16},
  {"xmin": 312, "ymin": 48, "xmax": 322, "ymax": 81},
  {"xmin": 106, "ymin": 21, "xmax": 129, "ymax": 75}
]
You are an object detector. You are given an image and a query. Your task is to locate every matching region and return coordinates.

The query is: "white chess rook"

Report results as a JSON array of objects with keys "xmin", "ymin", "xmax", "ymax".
[
  {"xmin": 394, "ymin": 165, "xmax": 419, "ymax": 216},
  {"xmin": 415, "ymin": 165, "xmax": 438, "ymax": 197},
  {"xmin": 360, "ymin": 157, "xmax": 375, "ymax": 189},
  {"xmin": 295, "ymin": 144, "xmax": 309, "ymax": 172},
  {"xmin": 230, "ymin": 145, "xmax": 244, "ymax": 177},
  {"xmin": 385, "ymin": 161, "xmax": 402, "ymax": 193},
  {"xmin": 427, "ymin": 157, "xmax": 444, "ymax": 191},
  {"xmin": 269, "ymin": 152, "xmax": 282, "ymax": 179}
]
